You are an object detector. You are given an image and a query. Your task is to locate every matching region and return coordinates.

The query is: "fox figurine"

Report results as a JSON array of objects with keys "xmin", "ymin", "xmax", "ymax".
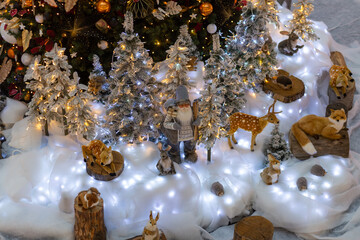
[
  {"xmin": 261, "ymin": 154, "xmax": 281, "ymax": 185},
  {"xmin": 291, "ymin": 109, "xmax": 346, "ymax": 155}
]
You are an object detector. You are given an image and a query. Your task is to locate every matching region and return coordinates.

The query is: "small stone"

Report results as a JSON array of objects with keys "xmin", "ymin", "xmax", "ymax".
[
  {"xmin": 211, "ymin": 182, "xmax": 225, "ymax": 196},
  {"xmin": 297, "ymin": 177, "xmax": 308, "ymax": 191},
  {"xmin": 310, "ymin": 164, "xmax": 326, "ymax": 176}
]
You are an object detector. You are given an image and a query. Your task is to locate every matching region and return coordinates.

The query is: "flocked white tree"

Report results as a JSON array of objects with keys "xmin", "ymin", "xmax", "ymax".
[
  {"xmin": 89, "ymin": 54, "xmax": 109, "ymax": 104},
  {"xmin": 198, "ymin": 84, "xmax": 223, "ymax": 162},
  {"xmin": 25, "ymin": 44, "xmax": 75, "ymax": 135},
  {"xmin": 205, "ymin": 34, "xmax": 246, "ymax": 130},
  {"xmin": 66, "ymin": 72, "xmax": 96, "ymax": 140},
  {"xmin": 287, "ymin": 0, "xmax": 318, "ymax": 41},
  {"xmin": 105, "ymin": 11, "xmax": 160, "ymax": 144},
  {"xmin": 254, "ymin": 0, "xmax": 279, "ymax": 26},
  {"xmin": 160, "ymin": 25, "xmax": 199, "ymax": 103},
  {"xmin": 226, "ymin": 1, "xmax": 278, "ymax": 91},
  {"xmin": 264, "ymin": 124, "xmax": 291, "ymax": 161}
]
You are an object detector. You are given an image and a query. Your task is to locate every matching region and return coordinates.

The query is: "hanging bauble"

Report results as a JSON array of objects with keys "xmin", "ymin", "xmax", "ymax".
[
  {"xmin": 127, "ymin": 0, "xmax": 154, "ymax": 18},
  {"xmin": 199, "ymin": 2, "xmax": 213, "ymax": 17},
  {"xmin": 35, "ymin": 14, "xmax": 44, "ymax": 23},
  {"xmin": 96, "ymin": 0, "xmax": 111, "ymax": 13},
  {"xmin": 22, "ymin": 0, "xmax": 33, "ymax": 8},
  {"xmin": 15, "ymin": 65, "xmax": 24, "ymax": 72},
  {"xmin": 97, "ymin": 40, "xmax": 109, "ymax": 50},
  {"xmin": 0, "ymin": 23, "xmax": 19, "ymax": 44},
  {"xmin": 21, "ymin": 53, "xmax": 33, "ymax": 66},
  {"xmin": 206, "ymin": 24, "xmax": 217, "ymax": 34},
  {"xmin": 95, "ymin": 19, "xmax": 110, "ymax": 32},
  {"xmin": 7, "ymin": 47, "xmax": 16, "ymax": 59}
]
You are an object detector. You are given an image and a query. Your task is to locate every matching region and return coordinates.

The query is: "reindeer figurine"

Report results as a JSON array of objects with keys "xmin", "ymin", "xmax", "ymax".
[
  {"xmin": 329, "ymin": 65, "xmax": 354, "ymax": 99},
  {"xmin": 278, "ymin": 30, "xmax": 304, "ymax": 56},
  {"xmin": 156, "ymin": 142, "xmax": 176, "ymax": 176},
  {"xmin": 260, "ymin": 154, "xmax": 281, "ymax": 185},
  {"xmin": 82, "ymin": 140, "xmax": 116, "ymax": 176},
  {"xmin": 142, "ymin": 211, "xmax": 160, "ymax": 240},
  {"xmin": 227, "ymin": 100, "xmax": 282, "ymax": 151}
]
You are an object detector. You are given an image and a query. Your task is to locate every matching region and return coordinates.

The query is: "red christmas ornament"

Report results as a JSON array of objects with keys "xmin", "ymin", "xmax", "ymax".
[
  {"xmin": 10, "ymin": 9, "xmax": 18, "ymax": 17},
  {"xmin": 19, "ymin": 10, "xmax": 27, "ymax": 16},
  {"xmin": 8, "ymin": 84, "xmax": 21, "ymax": 100}
]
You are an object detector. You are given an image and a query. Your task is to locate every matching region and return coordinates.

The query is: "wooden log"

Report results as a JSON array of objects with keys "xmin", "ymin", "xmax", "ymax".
[
  {"xmin": 86, "ymin": 150, "xmax": 124, "ymax": 181},
  {"xmin": 127, "ymin": 230, "xmax": 167, "ymax": 240},
  {"xmin": 289, "ymin": 129, "xmax": 349, "ymax": 160},
  {"xmin": 74, "ymin": 190, "xmax": 106, "ymax": 240},
  {"xmin": 263, "ymin": 70, "xmax": 305, "ymax": 103},
  {"xmin": 233, "ymin": 216, "xmax": 274, "ymax": 240},
  {"xmin": 327, "ymin": 81, "xmax": 355, "ymax": 110},
  {"xmin": 330, "ymin": 51, "xmax": 347, "ymax": 67}
]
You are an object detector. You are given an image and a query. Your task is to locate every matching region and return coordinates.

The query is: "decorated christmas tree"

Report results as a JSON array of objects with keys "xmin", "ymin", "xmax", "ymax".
[
  {"xmin": 25, "ymin": 44, "xmax": 75, "ymax": 135},
  {"xmin": 264, "ymin": 124, "xmax": 291, "ymax": 161},
  {"xmin": 254, "ymin": 0, "xmax": 279, "ymax": 26},
  {"xmin": 66, "ymin": 72, "xmax": 96, "ymax": 140},
  {"xmin": 198, "ymin": 85, "xmax": 223, "ymax": 162},
  {"xmin": 226, "ymin": 1, "xmax": 278, "ymax": 91},
  {"xmin": 287, "ymin": 0, "xmax": 318, "ymax": 41},
  {"xmin": 105, "ymin": 12, "xmax": 160, "ymax": 144},
  {"xmin": 205, "ymin": 33, "xmax": 246, "ymax": 129}
]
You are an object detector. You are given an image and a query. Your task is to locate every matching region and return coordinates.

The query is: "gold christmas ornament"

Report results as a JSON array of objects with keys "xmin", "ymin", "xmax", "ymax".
[
  {"xmin": 96, "ymin": 0, "xmax": 111, "ymax": 13},
  {"xmin": 199, "ymin": 2, "xmax": 213, "ymax": 17},
  {"xmin": 127, "ymin": 0, "xmax": 154, "ymax": 18},
  {"xmin": 22, "ymin": 0, "xmax": 33, "ymax": 8}
]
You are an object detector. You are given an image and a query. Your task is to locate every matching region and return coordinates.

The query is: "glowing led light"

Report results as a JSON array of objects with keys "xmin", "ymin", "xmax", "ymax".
[
  {"xmin": 333, "ymin": 166, "xmax": 341, "ymax": 176},
  {"xmin": 145, "ymin": 184, "xmax": 152, "ymax": 190},
  {"xmin": 54, "ymin": 176, "xmax": 59, "ymax": 181},
  {"xmin": 224, "ymin": 168, "xmax": 232, "ymax": 174},
  {"xmin": 323, "ymin": 193, "xmax": 330, "ymax": 200},
  {"xmin": 288, "ymin": 109, "xmax": 293, "ymax": 114},
  {"xmin": 225, "ymin": 197, "xmax": 233, "ymax": 205},
  {"xmin": 310, "ymin": 195, "xmax": 316, "ymax": 200},
  {"xmin": 217, "ymin": 210, "xmax": 222, "ymax": 216},
  {"xmin": 168, "ymin": 191, "xmax": 175, "ymax": 198},
  {"xmin": 309, "ymin": 184, "xmax": 316, "ymax": 190},
  {"xmin": 322, "ymin": 182, "xmax": 331, "ymax": 189}
]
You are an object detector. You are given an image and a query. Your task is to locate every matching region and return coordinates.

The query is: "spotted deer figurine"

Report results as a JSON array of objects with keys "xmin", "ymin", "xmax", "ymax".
[
  {"xmin": 142, "ymin": 211, "xmax": 160, "ymax": 240},
  {"xmin": 227, "ymin": 100, "xmax": 282, "ymax": 151}
]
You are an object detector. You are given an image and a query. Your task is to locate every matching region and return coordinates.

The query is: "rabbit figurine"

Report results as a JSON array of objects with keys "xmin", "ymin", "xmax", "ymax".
[
  {"xmin": 142, "ymin": 211, "xmax": 160, "ymax": 240},
  {"xmin": 156, "ymin": 142, "xmax": 176, "ymax": 176},
  {"xmin": 260, "ymin": 154, "xmax": 281, "ymax": 185},
  {"xmin": 278, "ymin": 30, "xmax": 304, "ymax": 56}
]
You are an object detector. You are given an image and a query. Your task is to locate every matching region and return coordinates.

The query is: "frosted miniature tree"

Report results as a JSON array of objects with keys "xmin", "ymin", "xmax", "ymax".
[
  {"xmin": 226, "ymin": 1, "xmax": 278, "ymax": 91},
  {"xmin": 106, "ymin": 11, "xmax": 160, "ymax": 144},
  {"xmin": 198, "ymin": 84, "xmax": 223, "ymax": 162},
  {"xmin": 254, "ymin": 0, "xmax": 279, "ymax": 26},
  {"xmin": 265, "ymin": 124, "xmax": 291, "ymax": 161},
  {"xmin": 25, "ymin": 44, "xmax": 75, "ymax": 135},
  {"xmin": 287, "ymin": 0, "xmax": 318, "ymax": 41},
  {"xmin": 161, "ymin": 38, "xmax": 192, "ymax": 103},
  {"xmin": 205, "ymin": 34, "xmax": 246, "ymax": 130},
  {"xmin": 177, "ymin": 25, "xmax": 199, "ymax": 59},
  {"xmin": 89, "ymin": 55, "xmax": 109, "ymax": 104},
  {"xmin": 66, "ymin": 72, "xmax": 97, "ymax": 140}
]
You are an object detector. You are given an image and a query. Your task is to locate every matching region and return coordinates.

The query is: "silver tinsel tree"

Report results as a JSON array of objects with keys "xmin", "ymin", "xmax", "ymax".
[
  {"xmin": 205, "ymin": 34, "xmax": 246, "ymax": 133},
  {"xmin": 105, "ymin": 11, "xmax": 160, "ymax": 144},
  {"xmin": 177, "ymin": 25, "xmax": 199, "ymax": 59},
  {"xmin": 226, "ymin": 1, "xmax": 278, "ymax": 91},
  {"xmin": 198, "ymin": 84, "xmax": 223, "ymax": 162},
  {"xmin": 25, "ymin": 44, "xmax": 75, "ymax": 135},
  {"xmin": 264, "ymin": 124, "xmax": 291, "ymax": 161}
]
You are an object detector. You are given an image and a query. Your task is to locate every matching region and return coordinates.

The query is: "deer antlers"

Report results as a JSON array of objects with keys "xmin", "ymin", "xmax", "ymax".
[{"xmin": 267, "ymin": 99, "xmax": 282, "ymax": 115}]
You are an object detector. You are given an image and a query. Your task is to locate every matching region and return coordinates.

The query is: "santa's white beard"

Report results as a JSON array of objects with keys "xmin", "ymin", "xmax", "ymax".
[{"xmin": 177, "ymin": 106, "xmax": 193, "ymax": 125}]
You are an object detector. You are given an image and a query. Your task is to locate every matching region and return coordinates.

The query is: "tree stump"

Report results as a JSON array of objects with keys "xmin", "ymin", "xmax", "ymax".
[
  {"xmin": 330, "ymin": 51, "xmax": 347, "ymax": 67},
  {"xmin": 328, "ymin": 80, "xmax": 355, "ymax": 110},
  {"xmin": 263, "ymin": 70, "xmax": 305, "ymax": 103},
  {"xmin": 233, "ymin": 216, "xmax": 274, "ymax": 240},
  {"xmin": 289, "ymin": 130, "xmax": 349, "ymax": 160},
  {"xmin": 328, "ymin": 51, "xmax": 356, "ymax": 110},
  {"xmin": 74, "ymin": 191, "xmax": 106, "ymax": 240},
  {"xmin": 86, "ymin": 150, "xmax": 124, "ymax": 181},
  {"xmin": 127, "ymin": 230, "xmax": 167, "ymax": 240}
]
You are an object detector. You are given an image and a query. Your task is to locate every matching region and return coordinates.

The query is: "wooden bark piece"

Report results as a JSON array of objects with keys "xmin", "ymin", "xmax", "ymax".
[
  {"xmin": 330, "ymin": 51, "xmax": 347, "ymax": 67},
  {"xmin": 328, "ymin": 80, "xmax": 355, "ymax": 110},
  {"xmin": 86, "ymin": 151, "xmax": 124, "ymax": 181},
  {"xmin": 127, "ymin": 230, "xmax": 167, "ymax": 240},
  {"xmin": 263, "ymin": 70, "xmax": 305, "ymax": 103},
  {"xmin": 74, "ymin": 192, "xmax": 106, "ymax": 240},
  {"xmin": 289, "ymin": 130, "xmax": 349, "ymax": 160},
  {"xmin": 233, "ymin": 216, "xmax": 274, "ymax": 240}
]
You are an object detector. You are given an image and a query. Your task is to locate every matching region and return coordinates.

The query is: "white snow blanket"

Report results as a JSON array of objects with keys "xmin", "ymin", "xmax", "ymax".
[{"xmin": 1, "ymin": 6, "xmax": 360, "ymax": 240}]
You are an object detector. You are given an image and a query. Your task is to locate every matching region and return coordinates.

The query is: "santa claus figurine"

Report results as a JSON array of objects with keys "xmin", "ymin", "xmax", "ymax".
[{"xmin": 162, "ymin": 85, "xmax": 200, "ymax": 164}]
